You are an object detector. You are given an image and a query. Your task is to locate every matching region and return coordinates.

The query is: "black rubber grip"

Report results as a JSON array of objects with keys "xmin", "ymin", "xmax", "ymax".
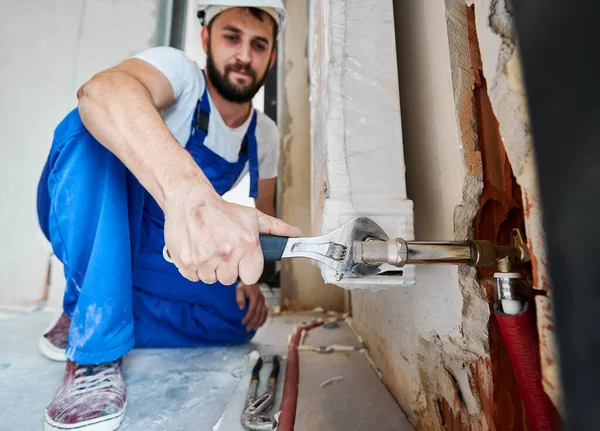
[
  {"xmin": 251, "ymin": 357, "xmax": 263, "ymax": 381},
  {"xmin": 259, "ymin": 235, "xmax": 289, "ymax": 261},
  {"xmin": 270, "ymin": 355, "xmax": 280, "ymax": 379}
]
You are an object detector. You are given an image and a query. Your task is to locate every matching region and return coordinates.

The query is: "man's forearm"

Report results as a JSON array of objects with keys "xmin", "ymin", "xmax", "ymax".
[{"xmin": 77, "ymin": 70, "xmax": 216, "ymax": 209}]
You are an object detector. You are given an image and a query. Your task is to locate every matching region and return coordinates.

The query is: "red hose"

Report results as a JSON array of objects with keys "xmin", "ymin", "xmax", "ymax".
[
  {"xmin": 277, "ymin": 321, "xmax": 324, "ymax": 431},
  {"xmin": 495, "ymin": 304, "xmax": 559, "ymax": 431}
]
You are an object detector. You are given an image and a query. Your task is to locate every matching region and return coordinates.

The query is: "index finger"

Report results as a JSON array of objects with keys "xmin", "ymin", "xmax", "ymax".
[{"xmin": 256, "ymin": 211, "xmax": 301, "ymax": 237}]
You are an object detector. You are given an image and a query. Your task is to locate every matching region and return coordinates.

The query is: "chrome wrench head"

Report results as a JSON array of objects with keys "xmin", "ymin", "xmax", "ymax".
[
  {"xmin": 283, "ymin": 217, "xmax": 388, "ymax": 280},
  {"xmin": 333, "ymin": 217, "xmax": 389, "ymax": 280}
]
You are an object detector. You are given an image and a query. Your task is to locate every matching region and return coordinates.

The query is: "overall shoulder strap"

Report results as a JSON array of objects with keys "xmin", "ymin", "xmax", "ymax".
[
  {"xmin": 246, "ymin": 111, "xmax": 260, "ymax": 198},
  {"xmin": 191, "ymin": 83, "xmax": 211, "ymax": 135}
]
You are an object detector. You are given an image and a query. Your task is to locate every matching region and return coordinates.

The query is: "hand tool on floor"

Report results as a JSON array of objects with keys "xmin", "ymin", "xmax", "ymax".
[{"xmin": 241, "ymin": 355, "xmax": 280, "ymax": 431}]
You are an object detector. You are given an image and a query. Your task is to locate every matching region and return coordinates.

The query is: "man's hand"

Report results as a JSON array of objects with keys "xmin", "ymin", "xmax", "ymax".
[
  {"xmin": 163, "ymin": 188, "xmax": 300, "ymax": 286},
  {"xmin": 236, "ymin": 282, "xmax": 268, "ymax": 331}
]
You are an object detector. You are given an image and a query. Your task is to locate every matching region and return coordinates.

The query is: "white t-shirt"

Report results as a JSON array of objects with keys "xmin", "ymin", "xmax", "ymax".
[{"xmin": 133, "ymin": 46, "xmax": 280, "ymax": 181}]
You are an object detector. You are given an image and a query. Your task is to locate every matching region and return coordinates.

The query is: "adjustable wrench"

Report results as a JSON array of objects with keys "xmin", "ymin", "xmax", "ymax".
[{"xmin": 163, "ymin": 217, "xmax": 394, "ymax": 281}]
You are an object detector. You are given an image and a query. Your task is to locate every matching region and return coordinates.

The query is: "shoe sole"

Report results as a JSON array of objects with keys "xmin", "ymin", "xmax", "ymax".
[
  {"xmin": 38, "ymin": 335, "xmax": 67, "ymax": 362},
  {"xmin": 44, "ymin": 405, "xmax": 126, "ymax": 431}
]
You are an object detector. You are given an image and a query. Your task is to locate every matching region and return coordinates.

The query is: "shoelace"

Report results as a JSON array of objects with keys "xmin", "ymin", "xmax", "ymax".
[{"xmin": 70, "ymin": 362, "xmax": 122, "ymax": 397}]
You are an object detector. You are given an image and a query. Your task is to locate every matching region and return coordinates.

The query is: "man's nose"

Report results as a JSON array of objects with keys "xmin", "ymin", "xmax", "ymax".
[{"xmin": 236, "ymin": 42, "xmax": 252, "ymax": 65}]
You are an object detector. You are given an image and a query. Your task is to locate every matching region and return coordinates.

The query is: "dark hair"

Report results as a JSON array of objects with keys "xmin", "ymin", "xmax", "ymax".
[{"xmin": 201, "ymin": 7, "xmax": 278, "ymax": 45}]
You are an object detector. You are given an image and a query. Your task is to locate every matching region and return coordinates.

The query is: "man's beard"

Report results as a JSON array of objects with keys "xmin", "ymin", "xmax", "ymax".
[{"xmin": 206, "ymin": 44, "xmax": 269, "ymax": 104}]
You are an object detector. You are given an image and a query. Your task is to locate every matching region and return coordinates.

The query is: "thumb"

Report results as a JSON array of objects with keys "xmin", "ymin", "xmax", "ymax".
[
  {"xmin": 256, "ymin": 211, "xmax": 301, "ymax": 237},
  {"xmin": 236, "ymin": 284, "xmax": 247, "ymax": 310}
]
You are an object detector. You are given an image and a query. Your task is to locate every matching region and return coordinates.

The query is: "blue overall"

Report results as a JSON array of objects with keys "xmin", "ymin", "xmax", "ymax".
[{"xmin": 37, "ymin": 85, "xmax": 260, "ymax": 365}]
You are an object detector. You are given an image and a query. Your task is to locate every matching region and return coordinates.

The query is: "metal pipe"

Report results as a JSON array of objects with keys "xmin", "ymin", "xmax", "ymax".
[
  {"xmin": 354, "ymin": 231, "xmax": 529, "ymax": 269},
  {"xmin": 406, "ymin": 241, "xmax": 475, "ymax": 265},
  {"xmin": 355, "ymin": 239, "xmax": 477, "ymax": 267}
]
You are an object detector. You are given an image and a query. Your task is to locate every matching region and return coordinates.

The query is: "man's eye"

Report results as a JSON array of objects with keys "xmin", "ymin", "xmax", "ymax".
[
  {"xmin": 253, "ymin": 42, "xmax": 266, "ymax": 52},
  {"xmin": 225, "ymin": 35, "xmax": 238, "ymax": 42}
]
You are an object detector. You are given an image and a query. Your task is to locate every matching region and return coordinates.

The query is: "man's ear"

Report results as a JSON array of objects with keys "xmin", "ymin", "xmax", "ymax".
[
  {"xmin": 201, "ymin": 26, "xmax": 209, "ymax": 54},
  {"xmin": 269, "ymin": 48, "xmax": 277, "ymax": 70}
]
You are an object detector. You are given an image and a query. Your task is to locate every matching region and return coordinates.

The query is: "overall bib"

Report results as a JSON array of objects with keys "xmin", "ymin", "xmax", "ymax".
[{"xmin": 37, "ymin": 85, "xmax": 260, "ymax": 365}]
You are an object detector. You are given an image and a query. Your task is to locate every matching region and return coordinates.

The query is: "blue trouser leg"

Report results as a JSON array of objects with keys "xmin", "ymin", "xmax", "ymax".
[
  {"xmin": 38, "ymin": 110, "xmax": 257, "ymax": 361},
  {"xmin": 131, "ymin": 285, "xmax": 254, "ymax": 348},
  {"xmin": 37, "ymin": 109, "xmax": 144, "ymax": 365}
]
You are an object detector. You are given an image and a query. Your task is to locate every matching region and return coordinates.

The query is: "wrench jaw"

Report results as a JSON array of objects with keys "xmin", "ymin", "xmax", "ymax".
[
  {"xmin": 334, "ymin": 217, "xmax": 389, "ymax": 280},
  {"xmin": 279, "ymin": 217, "xmax": 392, "ymax": 281},
  {"xmin": 281, "ymin": 217, "xmax": 389, "ymax": 280}
]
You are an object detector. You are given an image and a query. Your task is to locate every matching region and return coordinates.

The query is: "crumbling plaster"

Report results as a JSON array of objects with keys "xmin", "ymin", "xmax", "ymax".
[{"xmin": 470, "ymin": 0, "xmax": 561, "ymax": 413}]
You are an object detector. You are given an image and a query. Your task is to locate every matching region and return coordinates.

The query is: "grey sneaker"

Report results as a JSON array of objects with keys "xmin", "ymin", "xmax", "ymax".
[
  {"xmin": 39, "ymin": 313, "xmax": 70, "ymax": 361},
  {"xmin": 44, "ymin": 360, "xmax": 127, "ymax": 431}
]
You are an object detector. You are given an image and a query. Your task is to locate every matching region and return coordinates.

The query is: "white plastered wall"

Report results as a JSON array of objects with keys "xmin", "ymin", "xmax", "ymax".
[
  {"xmin": 309, "ymin": 0, "xmax": 415, "ymax": 290},
  {"xmin": 0, "ymin": 1, "xmax": 165, "ymax": 309}
]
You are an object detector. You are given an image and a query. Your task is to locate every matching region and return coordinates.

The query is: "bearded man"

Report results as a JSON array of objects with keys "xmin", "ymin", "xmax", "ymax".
[{"xmin": 36, "ymin": 2, "xmax": 298, "ymax": 430}]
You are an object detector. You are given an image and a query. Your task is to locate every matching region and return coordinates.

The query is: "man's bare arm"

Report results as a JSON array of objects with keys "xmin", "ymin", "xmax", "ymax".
[
  {"xmin": 77, "ymin": 59, "xmax": 299, "ymax": 285},
  {"xmin": 77, "ymin": 58, "xmax": 213, "ymax": 208}
]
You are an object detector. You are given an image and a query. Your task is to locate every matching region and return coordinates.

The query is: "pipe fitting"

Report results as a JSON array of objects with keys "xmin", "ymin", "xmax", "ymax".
[
  {"xmin": 472, "ymin": 240, "xmax": 497, "ymax": 267},
  {"xmin": 494, "ymin": 271, "xmax": 523, "ymax": 315},
  {"xmin": 353, "ymin": 238, "xmax": 408, "ymax": 267}
]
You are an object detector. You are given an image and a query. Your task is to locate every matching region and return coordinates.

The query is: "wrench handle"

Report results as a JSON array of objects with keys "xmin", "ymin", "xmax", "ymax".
[
  {"xmin": 163, "ymin": 235, "xmax": 289, "ymax": 264},
  {"xmin": 259, "ymin": 235, "xmax": 289, "ymax": 261}
]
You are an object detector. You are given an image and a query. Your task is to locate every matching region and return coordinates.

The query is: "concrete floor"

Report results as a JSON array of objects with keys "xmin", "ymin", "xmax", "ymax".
[
  {"xmin": 1, "ymin": 309, "xmax": 258, "ymax": 431},
  {"xmin": 0, "ymin": 293, "xmax": 412, "ymax": 431}
]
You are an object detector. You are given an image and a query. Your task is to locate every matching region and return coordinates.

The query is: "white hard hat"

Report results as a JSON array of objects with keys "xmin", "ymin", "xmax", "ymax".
[{"xmin": 197, "ymin": 0, "xmax": 287, "ymax": 36}]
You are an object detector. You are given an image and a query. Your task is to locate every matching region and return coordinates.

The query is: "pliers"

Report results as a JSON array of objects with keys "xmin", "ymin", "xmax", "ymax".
[{"xmin": 241, "ymin": 355, "xmax": 280, "ymax": 431}]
